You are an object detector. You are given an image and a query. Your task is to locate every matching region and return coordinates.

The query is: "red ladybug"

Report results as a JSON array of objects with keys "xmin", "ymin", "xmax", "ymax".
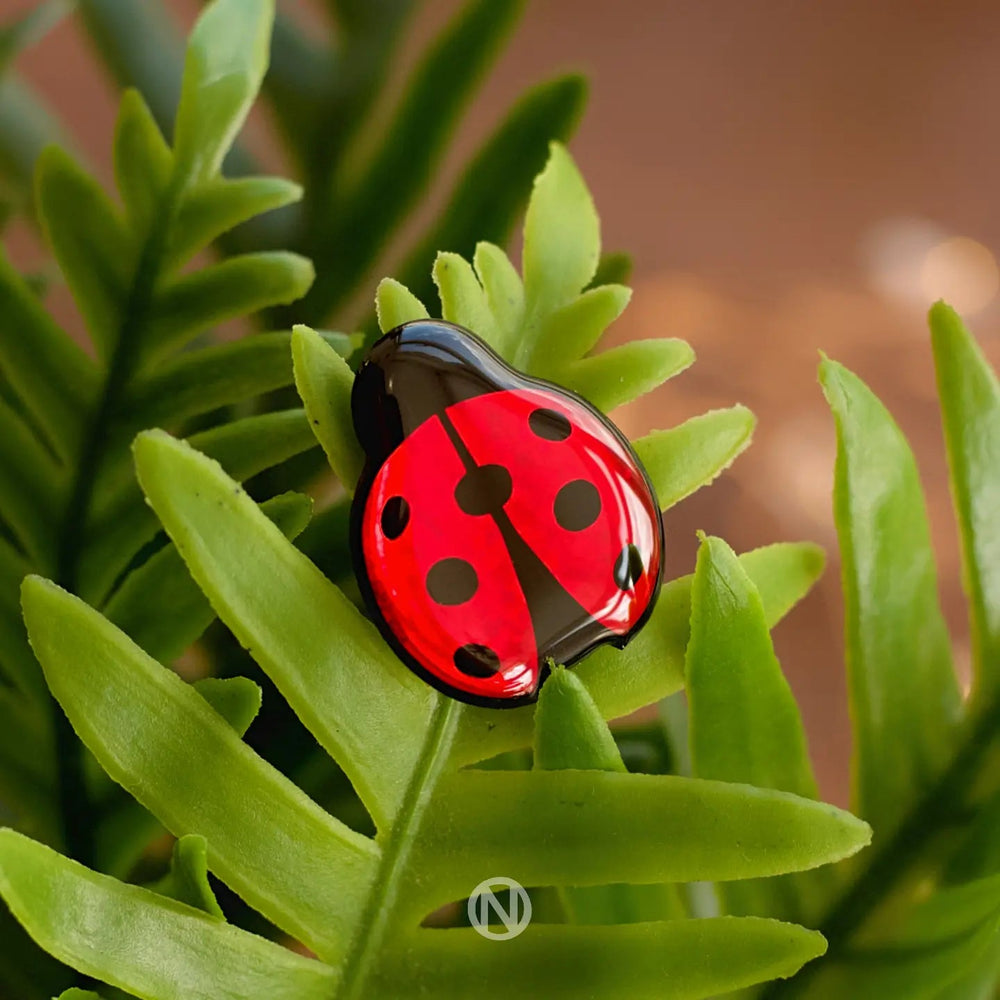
[{"xmin": 350, "ymin": 320, "xmax": 663, "ymax": 708}]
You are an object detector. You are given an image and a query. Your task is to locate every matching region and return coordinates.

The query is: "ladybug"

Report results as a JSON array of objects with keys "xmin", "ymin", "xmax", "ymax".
[{"xmin": 350, "ymin": 320, "xmax": 664, "ymax": 709}]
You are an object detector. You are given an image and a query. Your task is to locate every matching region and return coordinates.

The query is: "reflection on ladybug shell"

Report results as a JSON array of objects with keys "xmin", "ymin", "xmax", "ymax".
[{"xmin": 349, "ymin": 320, "xmax": 664, "ymax": 709}]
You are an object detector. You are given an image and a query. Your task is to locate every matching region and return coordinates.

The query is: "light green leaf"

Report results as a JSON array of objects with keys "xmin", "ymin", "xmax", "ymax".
[
  {"xmin": 105, "ymin": 491, "xmax": 312, "ymax": 665},
  {"xmin": 0, "ymin": 247, "xmax": 97, "ymax": 461},
  {"xmin": 929, "ymin": 302, "xmax": 1000, "ymax": 707},
  {"xmin": 687, "ymin": 534, "xmax": 819, "ymax": 923},
  {"xmin": 172, "ymin": 0, "xmax": 273, "ymax": 183},
  {"xmin": 113, "ymin": 88, "xmax": 171, "ymax": 239},
  {"xmin": 291, "ymin": 324, "xmax": 365, "ymax": 491},
  {"xmin": 371, "ymin": 920, "xmax": 826, "ymax": 1000},
  {"xmin": 634, "ymin": 405, "xmax": 756, "ymax": 509},
  {"xmin": 166, "ymin": 175, "xmax": 302, "ymax": 272},
  {"xmin": 0, "ymin": 829, "xmax": 339, "ymax": 999},
  {"xmin": 193, "ymin": 677, "xmax": 262, "ymax": 739},
  {"xmin": 132, "ymin": 430, "xmax": 436, "ymax": 833},
  {"xmin": 434, "ymin": 251, "xmax": 498, "ymax": 347},
  {"xmin": 821, "ymin": 357, "xmax": 961, "ymax": 837},
  {"xmin": 122, "ymin": 331, "xmax": 303, "ymax": 429},
  {"xmin": 556, "ymin": 338, "xmax": 693, "ymax": 412},
  {"xmin": 35, "ymin": 146, "xmax": 129, "ymax": 361},
  {"xmin": 518, "ymin": 141, "xmax": 600, "ymax": 366},
  {"xmin": 407, "ymin": 769, "xmax": 870, "ymax": 915},
  {"xmin": 390, "ymin": 73, "xmax": 585, "ymax": 340},
  {"xmin": 452, "ymin": 541, "xmax": 826, "ymax": 766},
  {"xmin": 20, "ymin": 576, "xmax": 378, "ymax": 961},
  {"xmin": 473, "ymin": 240, "xmax": 524, "ymax": 358},
  {"xmin": 148, "ymin": 834, "xmax": 223, "ymax": 918},
  {"xmin": 531, "ymin": 282, "xmax": 632, "ymax": 374},
  {"xmin": 375, "ymin": 276, "xmax": 428, "ymax": 333},
  {"xmin": 144, "ymin": 252, "xmax": 314, "ymax": 363}
]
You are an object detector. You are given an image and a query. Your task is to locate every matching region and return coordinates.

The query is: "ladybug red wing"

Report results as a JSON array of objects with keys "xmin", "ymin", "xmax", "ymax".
[
  {"xmin": 361, "ymin": 414, "xmax": 539, "ymax": 703},
  {"xmin": 447, "ymin": 387, "xmax": 662, "ymax": 635}
]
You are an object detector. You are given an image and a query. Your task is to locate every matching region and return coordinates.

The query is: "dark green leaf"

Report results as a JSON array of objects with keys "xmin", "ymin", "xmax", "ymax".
[
  {"xmin": 0, "ymin": 1, "xmax": 71, "ymax": 75},
  {"xmin": 113, "ymin": 88, "xmax": 171, "ymax": 239},
  {"xmin": 0, "ymin": 829, "xmax": 339, "ymax": 999},
  {"xmin": 104, "ymin": 491, "xmax": 312, "ymax": 665},
  {"xmin": 929, "ymin": 302, "xmax": 1000, "ymax": 707},
  {"xmin": 143, "ymin": 252, "xmax": 314, "ymax": 363},
  {"xmin": 821, "ymin": 357, "xmax": 961, "ymax": 837},
  {"xmin": 193, "ymin": 677, "xmax": 262, "ymax": 738},
  {"xmin": 589, "ymin": 251, "xmax": 633, "ymax": 288}
]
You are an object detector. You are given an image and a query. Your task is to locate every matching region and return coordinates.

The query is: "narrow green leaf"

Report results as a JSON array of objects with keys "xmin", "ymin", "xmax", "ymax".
[
  {"xmin": 556, "ymin": 338, "xmax": 693, "ymax": 412},
  {"xmin": 81, "ymin": 409, "xmax": 318, "ymax": 606},
  {"xmin": 534, "ymin": 667, "xmax": 626, "ymax": 773},
  {"xmin": 113, "ymin": 88, "xmax": 171, "ymax": 239},
  {"xmin": 390, "ymin": 73, "xmax": 586, "ymax": 339},
  {"xmin": 304, "ymin": 0, "xmax": 523, "ymax": 320},
  {"xmin": 473, "ymin": 240, "xmax": 524, "ymax": 359},
  {"xmin": 929, "ymin": 302, "xmax": 1000, "ymax": 707},
  {"xmin": 133, "ymin": 431, "xmax": 437, "ymax": 832},
  {"xmin": 0, "ymin": 829, "xmax": 339, "ymax": 999},
  {"xmin": 518, "ymin": 142, "xmax": 600, "ymax": 367},
  {"xmin": 634, "ymin": 405, "xmax": 756, "ymax": 509},
  {"xmin": 291, "ymin": 324, "xmax": 365, "ymax": 491},
  {"xmin": 105, "ymin": 492, "xmax": 312, "ymax": 665},
  {"xmin": 21, "ymin": 577, "xmax": 378, "ymax": 961},
  {"xmin": 172, "ymin": 0, "xmax": 273, "ymax": 183},
  {"xmin": 688, "ymin": 534, "xmax": 817, "ymax": 796},
  {"xmin": 687, "ymin": 534, "xmax": 819, "ymax": 922},
  {"xmin": 56, "ymin": 990, "xmax": 103, "ymax": 1000},
  {"xmin": 531, "ymin": 282, "xmax": 632, "ymax": 374},
  {"xmin": 821, "ymin": 357, "xmax": 961, "ymax": 836},
  {"xmin": 409, "ymin": 770, "xmax": 870, "ymax": 914},
  {"xmin": 144, "ymin": 252, "xmax": 314, "ymax": 363},
  {"xmin": 122, "ymin": 331, "xmax": 301, "ymax": 430},
  {"xmin": 373, "ymin": 920, "xmax": 826, "ymax": 999},
  {"xmin": 0, "ymin": 398, "xmax": 63, "ymax": 568},
  {"xmin": 35, "ymin": 146, "xmax": 129, "ymax": 361},
  {"xmin": 166, "ymin": 175, "xmax": 302, "ymax": 272},
  {"xmin": 0, "ymin": 247, "xmax": 97, "ymax": 460},
  {"xmin": 451, "ymin": 541, "xmax": 826, "ymax": 766},
  {"xmin": 375, "ymin": 277, "xmax": 428, "ymax": 333},
  {"xmin": 193, "ymin": 677, "xmax": 262, "ymax": 739},
  {"xmin": 434, "ymin": 251, "xmax": 498, "ymax": 347},
  {"xmin": 148, "ymin": 834, "xmax": 223, "ymax": 918}
]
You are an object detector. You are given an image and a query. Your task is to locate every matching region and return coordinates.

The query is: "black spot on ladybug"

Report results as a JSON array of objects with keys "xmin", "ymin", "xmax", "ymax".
[
  {"xmin": 453, "ymin": 643, "xmax": 501, "ymax": 677},
  {"xmin": 426, "ymin": 557, "xmax": 478, "ymax": 606},
  {"xmin": 455, "ymin": 463, "xmax": 513, "ymax": 516},
  {"xmin": 528, "ymin": 407, "xmax": 571, "ymax": 441},
  {"xmin": 380, "ymin": 496, "xmax": 410, "ymax": 539},
  {"xmin": 613, "ymin": 544, "xmax": 645, "ymax": 590},
  {"xmin": 554, "ymin": 479, "xmax": 601, "ymax": 531}
]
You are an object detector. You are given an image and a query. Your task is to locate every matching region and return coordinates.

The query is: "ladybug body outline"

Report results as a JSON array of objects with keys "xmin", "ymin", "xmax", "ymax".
[{"xmin": 350, "ymin": 320, "xmax": 664, "ymax": 709}]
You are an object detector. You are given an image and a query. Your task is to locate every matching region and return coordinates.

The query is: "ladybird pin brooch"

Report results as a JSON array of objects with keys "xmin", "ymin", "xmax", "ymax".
[{"xmin": 350, "ymin": 320, "xmax": 664, "ymax": 709}]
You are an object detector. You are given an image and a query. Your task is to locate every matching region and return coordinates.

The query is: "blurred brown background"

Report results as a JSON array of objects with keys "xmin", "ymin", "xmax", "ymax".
[{"xmin": 5, "ymin": 0, "xmax": 1000, "ymax": 805}]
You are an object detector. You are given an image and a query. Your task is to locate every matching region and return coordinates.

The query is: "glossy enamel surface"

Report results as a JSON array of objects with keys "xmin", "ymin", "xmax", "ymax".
[{"xmin": 351, "ymin": 320, "xmax": 663, "ymax": 707}]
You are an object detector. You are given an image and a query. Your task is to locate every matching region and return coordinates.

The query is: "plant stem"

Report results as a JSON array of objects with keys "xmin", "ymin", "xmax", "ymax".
[
  {"xmin": 760, "ymin": 699, "xmax": 1000, "ymax": 999},
  {"xmin": 335, "ymin": 695, "xmax": 461, "ymax": 1000}
]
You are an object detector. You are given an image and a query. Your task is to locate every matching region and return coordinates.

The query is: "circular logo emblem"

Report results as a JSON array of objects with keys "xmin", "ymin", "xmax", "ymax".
[{"xmin": 467, "ymin": 876, "xmax": 532, "ymax": 940}]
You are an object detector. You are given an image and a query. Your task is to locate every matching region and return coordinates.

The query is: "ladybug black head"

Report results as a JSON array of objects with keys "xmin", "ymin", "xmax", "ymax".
[{"xmin": 352, "ymin": 320, "xmax": 506, "ymax": 464}]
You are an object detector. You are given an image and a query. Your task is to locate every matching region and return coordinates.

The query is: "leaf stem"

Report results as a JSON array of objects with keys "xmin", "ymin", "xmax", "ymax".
[
  {"xmin": 335, "ymin": 695, "xmax": 461, "ymax": 1000},
  {"xmin": 760, "ymin": 698, "xmax": 1000, "ymax": 998}
]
